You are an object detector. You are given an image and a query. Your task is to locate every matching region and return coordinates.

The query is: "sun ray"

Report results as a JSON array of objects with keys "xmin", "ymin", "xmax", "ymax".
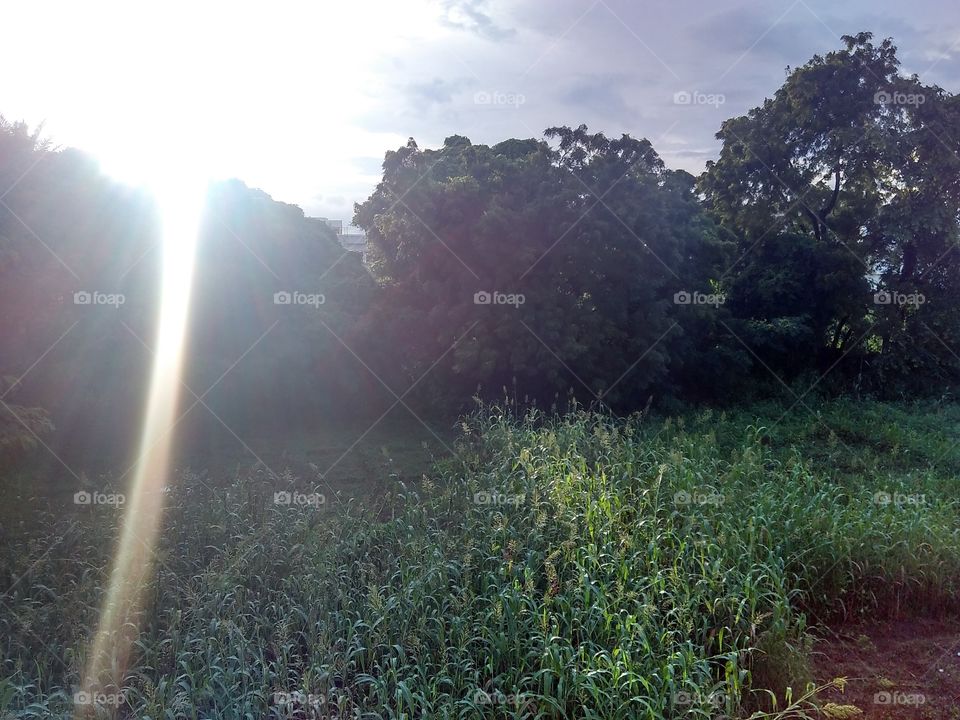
[{"xmin": 81, "ymin": 173, "xmax": 204, "ymax": 709}]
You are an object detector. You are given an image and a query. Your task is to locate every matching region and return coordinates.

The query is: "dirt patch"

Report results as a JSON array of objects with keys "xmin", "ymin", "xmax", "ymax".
[{"xmin": 812, "ymin": 617, "xmax": 960, "ymax": 719}]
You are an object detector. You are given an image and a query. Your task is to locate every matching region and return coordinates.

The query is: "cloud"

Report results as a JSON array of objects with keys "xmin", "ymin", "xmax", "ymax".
[
  {"xmin": 352, "ymin": 156, "xmax": 386, "ymax": 176},
  {"xmin": 267, "ymin": 0, "xmax": 960, "ymax": 218},
  {"xmin": 11, "ymin": 0, "xmax": 958, "ymax": 232},
  {"xmin": 558, "ymin": 74, "xmax": 637, "ymax": 125},
  {"xmin": 407, "ymin": 77, "xmax": 472, "ymax": 106},
  {"xmin": 335, "ymin": 0, "xmax": 959, "ymax": 215},
  {"xmin": 439, "ymin": 0, "xmax": 516, "ymax": 40},
  {"xmin": 689, "ymin": 7, "xmax": 828, "ymax": 67}
]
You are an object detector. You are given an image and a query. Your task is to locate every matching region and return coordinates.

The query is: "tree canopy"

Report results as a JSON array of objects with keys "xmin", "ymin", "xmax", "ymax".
[{"xmin": 1, "ymin": 32, "xmax": 958, "ymax": 464}]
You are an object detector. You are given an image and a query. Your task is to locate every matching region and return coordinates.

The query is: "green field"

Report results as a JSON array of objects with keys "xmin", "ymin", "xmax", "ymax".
[{"xmin": 2, "ymin": 399, "xmax": 959, "ymax": 718}]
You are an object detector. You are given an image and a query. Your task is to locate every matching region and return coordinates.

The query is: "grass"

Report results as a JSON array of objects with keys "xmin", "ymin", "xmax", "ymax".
[{"xmin": 0, "ymin": 399, "xmax": 958, "ymax": 718}]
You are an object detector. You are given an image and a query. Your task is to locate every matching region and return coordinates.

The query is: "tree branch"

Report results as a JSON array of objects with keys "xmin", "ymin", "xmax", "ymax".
[{"xmin": 820, "ymin": 163, "xmax": 842, "ymax": 219}]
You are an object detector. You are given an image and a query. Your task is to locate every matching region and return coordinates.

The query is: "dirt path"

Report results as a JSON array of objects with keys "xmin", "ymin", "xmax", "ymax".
[{"xmin": 813, "ymin": 618, "xmax": 960, "ymax": 719}]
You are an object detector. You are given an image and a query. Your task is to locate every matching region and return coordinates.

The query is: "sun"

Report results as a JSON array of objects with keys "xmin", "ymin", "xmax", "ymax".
[{"xmin": 151, "ymin": 172, "xmax": 207, "ymax": 354}]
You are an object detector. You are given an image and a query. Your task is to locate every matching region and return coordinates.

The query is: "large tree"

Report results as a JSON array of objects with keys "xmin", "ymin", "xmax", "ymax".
[
  {"xmin": 700, "ymin": 33, "xmax": 960, "ymax": 392},
  {"xmin": 354, "ymin": 127, "xmax": 731, "ymax": 410}
]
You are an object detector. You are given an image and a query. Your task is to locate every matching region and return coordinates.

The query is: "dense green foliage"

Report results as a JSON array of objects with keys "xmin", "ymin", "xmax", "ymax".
[
  {"xmin": 701, "ymin": 33, "xmax": 960, "ymax": 392},
  {"xmin": 354, "ymin": 129, "xmax": 732, "ymax": 409},
  {"xmin": 2, "ymin": 33, "xmax": 959, "ymax": 464},
  {"xmin": 0, "ymin": 117, "xmax": 155, "ymax": 460},
  {"xmin": 2, "ymin": 401, "xmax": 958, "ymax": 718},
  {"xmin": 0, "ymin": 123, "xmax": 373, "ymax": 464},
  {"xmin": 356, "ymin": 34, "xmax": 960, "ymax": 409}
]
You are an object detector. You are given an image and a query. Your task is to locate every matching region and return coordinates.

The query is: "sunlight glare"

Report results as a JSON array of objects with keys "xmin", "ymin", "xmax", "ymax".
[{"xmin": 82, "ymin": 156, "xmax": 205, "ymax": 706}]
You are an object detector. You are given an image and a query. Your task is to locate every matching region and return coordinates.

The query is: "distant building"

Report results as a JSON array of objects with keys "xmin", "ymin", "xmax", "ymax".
[
  {"xmin": 314, "ymin": 217, "xmax": 368, "ymax": 262},
  {"xmin": 322, "ymin": 219, "xmax": 343, "ymax": 235}
]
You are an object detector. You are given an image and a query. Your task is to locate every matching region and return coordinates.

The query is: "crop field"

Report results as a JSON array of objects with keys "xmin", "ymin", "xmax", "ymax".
[{"xmin": 2, "ymin": 400, "xmax": 958, "ymax": 719}]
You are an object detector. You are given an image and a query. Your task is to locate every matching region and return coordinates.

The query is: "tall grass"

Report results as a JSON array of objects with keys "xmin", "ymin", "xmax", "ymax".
[{"xmin": 1, "ymin": 401, "xmax": 958, "ymax": 718}]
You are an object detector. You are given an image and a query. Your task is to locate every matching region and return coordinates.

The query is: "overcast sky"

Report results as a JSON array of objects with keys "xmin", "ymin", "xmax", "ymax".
[{"xmin": 3, "ymin": 0, "xmax": 958, "ymax": 221}]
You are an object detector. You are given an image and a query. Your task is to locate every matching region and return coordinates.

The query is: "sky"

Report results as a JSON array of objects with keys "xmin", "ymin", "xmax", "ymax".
[{"xmin": 3, "ymin": 0, "xmax": 958, "ymax": 221}]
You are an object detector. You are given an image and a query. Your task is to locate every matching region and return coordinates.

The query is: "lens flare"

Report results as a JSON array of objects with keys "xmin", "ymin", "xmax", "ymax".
[{"xmin": 81, "ymin": 173, "xmax": 204, "ymax": 706}]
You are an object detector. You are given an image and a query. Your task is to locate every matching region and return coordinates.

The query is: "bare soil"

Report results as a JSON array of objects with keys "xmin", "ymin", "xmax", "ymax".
[{"xmin": 813, "ymin": 618, "xmax": 960, "ymax": 719}]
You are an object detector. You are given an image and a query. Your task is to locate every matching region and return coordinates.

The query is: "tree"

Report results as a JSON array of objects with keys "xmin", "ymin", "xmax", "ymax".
[
  {"xmin": 0, "ymin": 117, "xmax": 57, "ymax": 462},
  {"xmin": 354, "ymin": 127, "xmax": 731, "ymax": 411},
  {"xmin": 700, "ymin": 32, "xmax": 960, "ymax": 393}
]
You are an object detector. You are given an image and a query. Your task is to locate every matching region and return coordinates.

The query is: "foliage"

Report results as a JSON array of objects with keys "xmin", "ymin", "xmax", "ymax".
[
  {"xmin": 0, "ymin": 125, "xmax": 375, "ymax": 462},
  {"xmin": 0, "ymin": 376, "xmax": 54, "ymax": 460},
  {"xmin": 700, "ymin": 33, "xmax": 960, "ymax": 390},
  {"xmin": 354, "ymin": 129, "xmax": 732, "ymax": 411},
  {"xmin": 3, "ymin": 33, "xmax": 960, "ymax": 462},
  {"xmin": 1, "ymin": 401, "xmax": 957, "ymax": 718}
]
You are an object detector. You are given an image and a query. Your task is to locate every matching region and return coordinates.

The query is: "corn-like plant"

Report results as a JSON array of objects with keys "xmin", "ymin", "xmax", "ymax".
[{"xmin": 1, "ymin": 401, "xmax": 957, "ymax": 718}]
